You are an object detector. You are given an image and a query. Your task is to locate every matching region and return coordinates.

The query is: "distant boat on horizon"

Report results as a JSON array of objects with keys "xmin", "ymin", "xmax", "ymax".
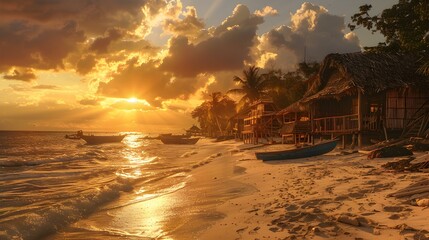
[
  {"xmin": 80, "ymin": 135, "xmax": 126, "ymax": 145},
  {"xmin": 65, "ymin": 130, "xmax": 126, "ymax": 144}
]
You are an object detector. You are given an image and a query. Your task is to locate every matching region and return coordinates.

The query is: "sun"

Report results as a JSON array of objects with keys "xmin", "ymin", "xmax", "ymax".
[{"xmin": 127, "ymin": 97, "xmax": 138, "ymax": 103}]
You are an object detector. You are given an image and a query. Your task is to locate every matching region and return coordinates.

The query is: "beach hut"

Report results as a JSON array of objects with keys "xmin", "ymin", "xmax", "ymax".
[
  {"xmin": 277, "ymin": 101, "xmax": 311, "ymax": 144},
  {"xmin": 241, "ymin": 99, "xmax": 281, "ymax": 144},
  {"xmin": 301, "ymin": 52, "xmax": 429, "ymax": 148},
  {"xmin": 186, "ymin": 125, "xmax": 202, "ymax": 136}
]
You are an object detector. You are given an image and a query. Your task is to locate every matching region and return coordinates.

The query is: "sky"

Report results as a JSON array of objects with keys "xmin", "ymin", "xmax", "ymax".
[{"xmin": 0, "ymin": 0, "xmax": 397, "ymax": 132}]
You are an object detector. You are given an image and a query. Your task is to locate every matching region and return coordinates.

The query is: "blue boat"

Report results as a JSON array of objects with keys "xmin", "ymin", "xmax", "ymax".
[{"xmin": 255, "ymin": 140, "xmax": 338, "ymax": 161}]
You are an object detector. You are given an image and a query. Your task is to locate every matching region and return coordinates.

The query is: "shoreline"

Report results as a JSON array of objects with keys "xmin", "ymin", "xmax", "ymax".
[{"xmin": 199, "ymin": 143, "xmax": 429, "ymax": 239}]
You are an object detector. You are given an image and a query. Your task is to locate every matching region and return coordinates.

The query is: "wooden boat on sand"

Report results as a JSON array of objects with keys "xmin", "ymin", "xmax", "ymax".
[
  {"xmin": 160, "ymin": 136, "xmax": 199, "ymax": 145},
  {"xmin": 255, "ymin": 140, "xmax": 337, "ymax": 161}
]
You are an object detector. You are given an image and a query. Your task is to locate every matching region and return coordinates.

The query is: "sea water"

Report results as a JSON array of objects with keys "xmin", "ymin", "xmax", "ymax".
[{"xmin": 0, "ymin": 131, "xmax": 219, "ymax": 239}]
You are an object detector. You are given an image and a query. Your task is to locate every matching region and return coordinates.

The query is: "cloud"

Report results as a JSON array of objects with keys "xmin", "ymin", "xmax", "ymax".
[
  {"xmin": 76, "ymin": 55, "xmax": 97, "ymax": 75},
  {"xmin": 89, "ymin": 28, "xmax": 124, "ymax": 54},
  {"xmin": 0, "ymin": 0, "xmax": 149, "ymax": 35},
  {"xmin": 97, "ymin": 58, "xmax": 204, "ymax": 105},
  {"xmin": 254, "ymin": 6, "xmax": 278, "ymax": 17},
  {"xmin": 3, "ymin": 68, "xmax": 36, "ymax": 82},
  {"xmin": 110, "ymin": 99, "xmax": 156, "ymax": 111},
  {"xmin": 163, "ymin": 6, "xmax": 205, "ymax": 40},
  {"xmin": 0, "ymin": 21, "xmax": 85, "ymax": 71},
  {"xmin": 160, "ymin": 4, "xmax": 263, "ymax": 77},
  {"xmin": 0, "ymin": 0, "xmax": 167, "ymax": 78},
  {"xmin": 32, "ymin": 85, "xmax": 59, "ymax": 90},
  {"xmin": 257, "ymin": 2, "xmax": 361, "ymax": 70},
  {"xmin": 79, "ymin": 97, "xmax": 102, "ymax": 106}
]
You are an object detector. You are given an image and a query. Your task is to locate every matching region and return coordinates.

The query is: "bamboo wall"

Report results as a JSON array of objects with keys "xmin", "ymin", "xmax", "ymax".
[{"xmin": 385, "ymin": 87, "xmax": 429, "ymax": 129}]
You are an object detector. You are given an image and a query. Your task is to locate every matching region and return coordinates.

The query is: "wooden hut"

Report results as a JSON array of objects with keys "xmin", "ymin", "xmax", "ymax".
[
  {"xmin": 242, "ymin": 99, "xmax": 281, "ymax": 144},
  {"xmin": 277, "ymin": 101, "xmax": 311, "ymax": 144},
  {"xmin": 186, "ymin": 125, "xmax": 202, "ymax": 136},
  {"xmin": 301, "ymin": 52, "xmax": 429, "ymax": 148}
]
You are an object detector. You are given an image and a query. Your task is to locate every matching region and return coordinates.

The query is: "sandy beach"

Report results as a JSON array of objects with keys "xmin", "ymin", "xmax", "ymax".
[
  {"xmin": 36, "ymin": 139, "xmax": 429, "ymax": 240},
  {"xmin": 197, "ymin": 141, "xmax": 429, "ymax": 240}
]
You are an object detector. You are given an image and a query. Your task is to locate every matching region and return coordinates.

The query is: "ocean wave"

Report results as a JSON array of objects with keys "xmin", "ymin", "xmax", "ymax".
[
  {"xmin": 0, "ymin": 151, "xmax": 107, "ymax": 168},
  {"xmin": 0, "ymin": 179, "xmax": 133, "ymax": 240}
]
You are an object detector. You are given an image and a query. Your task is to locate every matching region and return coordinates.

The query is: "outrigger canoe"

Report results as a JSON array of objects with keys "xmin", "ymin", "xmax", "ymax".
[{"xmin": 255, "ymin": 140, "xmax": 337, "ymax": 161}]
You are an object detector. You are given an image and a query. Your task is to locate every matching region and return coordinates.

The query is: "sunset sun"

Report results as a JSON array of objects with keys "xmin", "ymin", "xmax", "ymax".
[{"xmin": 127, "ymin": 97, "xmax": 138, "ymax": 103}]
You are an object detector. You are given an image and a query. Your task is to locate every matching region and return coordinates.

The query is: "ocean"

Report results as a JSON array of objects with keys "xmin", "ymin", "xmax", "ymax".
[{"xmin": 0, "ymin": 131, "xmax": 245, "ymax": 239}]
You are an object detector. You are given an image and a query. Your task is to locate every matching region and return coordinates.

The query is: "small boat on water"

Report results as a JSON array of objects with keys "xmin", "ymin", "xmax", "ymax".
[
  {"xmin": 159, "ymin": 135, "xmax": 199, "ymax": 145},
  {"xmin": 255, "ymin": 140, "xmax": 338, "ymax": 161},
  {"xmin": 80, "ymin": 135, "xmax": 126, "ymax": 145},
  {"xmin": 65, "ymin": 134, "xmax": 81, "ymax": 140},
  {"xmin": 65, "ymin": 130, "xmax": 126, "ymax": 144}
]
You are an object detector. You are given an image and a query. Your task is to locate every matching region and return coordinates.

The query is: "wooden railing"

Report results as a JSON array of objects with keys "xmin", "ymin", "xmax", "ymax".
[
  {"xmin": 313, "ymin": 114, "xmax": 358, "ymax": 133},
  {"xmin": 242, "ymin": 125, "xmax": 255, "ymax": 132}
]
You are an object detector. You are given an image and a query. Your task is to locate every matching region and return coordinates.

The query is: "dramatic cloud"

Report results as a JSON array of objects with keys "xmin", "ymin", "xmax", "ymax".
[
  {"xmin": 257, "ymin": 2, "xmax": 361, "ymax": 70},
  {"xmin": 163, "ymin": 6, "xmax": 205, "ymax": 40},
  {"xmin": 89, "ymin": 28, "xmax": 124, "ymax": 54},
  {"xmin": 0, "ymin": 0, "xmax": 167, "ymax": 80},
  {"xmin": 0, "ymin": 0, "xmax": 149, "ymax": 35},
  {"xmin": 160, "ymin": 4, "xmax": 263, "ymax": 77},
  {"xmin": 0, "ymin": 21, "xmax": 85, "ymax": 71}
]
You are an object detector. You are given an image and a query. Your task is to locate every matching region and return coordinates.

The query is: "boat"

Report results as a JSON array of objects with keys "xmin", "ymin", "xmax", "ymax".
[
  {"xmin": 255, "ymin": 140, "xmax": 338, "ymax": 161},
  {"xmin": 159, "ymin": 136, "xmax": 199, "ymax": 145},
  {"xmin": 80, "ymin": 135, "xmax": 126, "ymax": 144},
  {"xmin": 65, "ymin": 134, "xmax": 81, "ymax": 140}
]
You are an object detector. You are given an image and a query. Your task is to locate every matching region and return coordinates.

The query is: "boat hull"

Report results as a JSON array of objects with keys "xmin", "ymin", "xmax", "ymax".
[
  {"xmin": 255, "ymin": 140, "xmax": 337, "ymax": 161},
  {"xmin": 160, "ymin": 137, "xmax": 199, "ymax": 145},
  {"xmin": 81, "ymin": 135, "xmax": 125, "ymax": 144}
]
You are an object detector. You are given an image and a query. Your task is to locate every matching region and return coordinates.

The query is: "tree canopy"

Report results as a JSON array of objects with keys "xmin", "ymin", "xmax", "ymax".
[
  {"xmin": 227, "ymin": 66, "xmax": 273, "ymax": 110},
  {"xmin": 191, "ymin": 92, "xmax": 236, "ymax": 137},
  {"xmin": 349, "ymin": 0, "xmax": 429, "ymax": 52}
]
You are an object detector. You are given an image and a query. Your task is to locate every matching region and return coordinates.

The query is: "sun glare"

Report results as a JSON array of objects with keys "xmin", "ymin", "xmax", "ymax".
[{"xmin": 127, "ymin": 97, "xmax": 138, "ymax": 103}]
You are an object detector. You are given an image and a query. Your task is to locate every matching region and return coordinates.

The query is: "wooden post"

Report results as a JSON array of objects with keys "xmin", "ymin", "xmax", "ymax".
[
  {"xmin": 342, "ymin": 135, "xmax": 346, "ymax": 149},
  {"xmin": 358, "ymin": 91, "xmax": 363, "ymax": 148}
]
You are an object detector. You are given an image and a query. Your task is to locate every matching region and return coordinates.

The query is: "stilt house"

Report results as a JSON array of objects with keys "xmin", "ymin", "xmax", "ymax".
[
  {"xmin": 242, "ymin": 99, "xmax": 281, "ymax": 144},
  {"xmin": 277, "ymin": 101, "xmax": 310, "ymax": 144},
  {"xmin": 301, "ymin": 52, "xmax": 429, "ymax": 148}
]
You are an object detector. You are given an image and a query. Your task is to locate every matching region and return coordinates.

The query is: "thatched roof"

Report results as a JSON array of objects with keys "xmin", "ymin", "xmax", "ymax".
[
  {"xmin": 302, "ymin": 52, "xmax": 428, "ymax": 102},
  {"xmin": 277, "ymin": 101, "xmax": 308, "ymax": 115},
  {"xmin": 188, "ymin": 125, "xmax": 201, "ymax": 131}
]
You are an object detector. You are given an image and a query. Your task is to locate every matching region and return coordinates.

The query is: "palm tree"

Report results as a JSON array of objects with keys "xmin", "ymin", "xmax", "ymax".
[
  {"xmin": 192, "ymin": 92, "xmax": 236, "ymax": 137},
  {"xmin": 227, "ymin": 66, "xmax": 272, "ymax": 110}
]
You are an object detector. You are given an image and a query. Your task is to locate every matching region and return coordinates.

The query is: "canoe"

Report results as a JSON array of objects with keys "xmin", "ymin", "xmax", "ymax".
[
  {"xmin": 255, "ymin": 140, "xmax": 337, "ymax": 161},
  {"xmin": 80, "ymin": 135, "xmax": 126, "ymax": 144},
  {"xmin": 160, "ymin": 136, "xmax": 199, "ymax": 145}
]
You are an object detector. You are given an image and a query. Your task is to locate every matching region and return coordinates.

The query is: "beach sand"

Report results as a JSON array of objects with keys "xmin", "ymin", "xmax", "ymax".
[
  {"xmin": 200, "ymin": 143, "xmax": 429, "ymax": 240},
  {"xmin": 49, "ymin": 140, "xmax": 429, "ymax": 239}
]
